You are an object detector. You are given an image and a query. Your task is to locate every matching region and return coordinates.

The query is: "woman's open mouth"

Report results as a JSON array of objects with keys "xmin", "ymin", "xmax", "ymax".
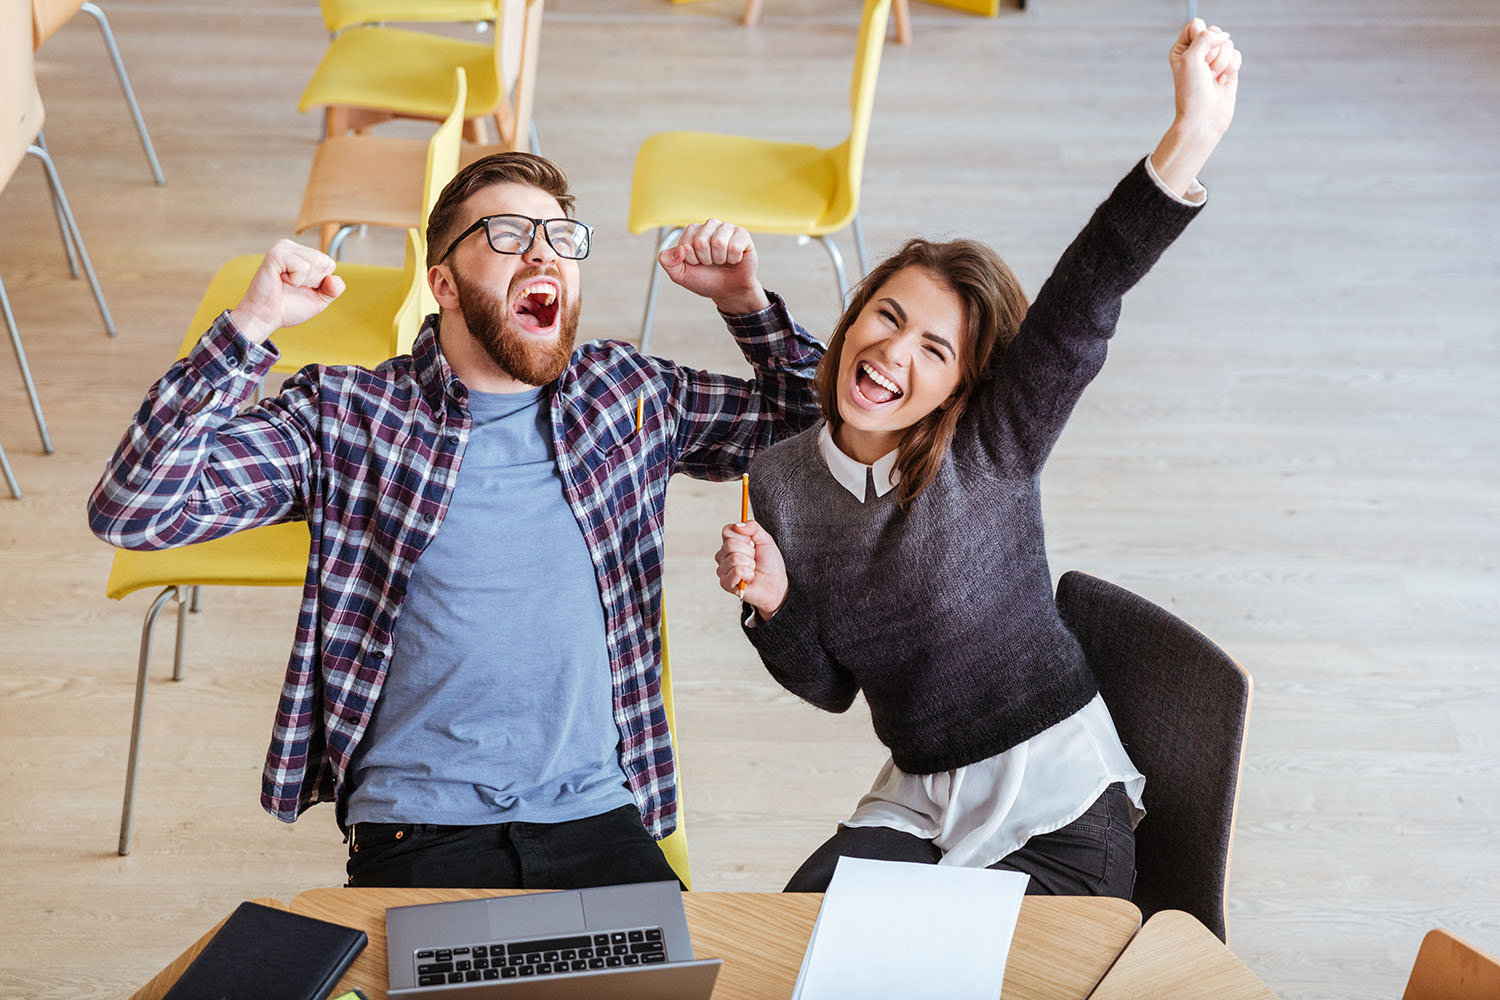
[
  {"xmin": 510, "ymin": 278, "xmax": 562, "ymax": 336},
  {"xmin": 850, "ymin": 360, "xmax": 904, "ymax": 410}
]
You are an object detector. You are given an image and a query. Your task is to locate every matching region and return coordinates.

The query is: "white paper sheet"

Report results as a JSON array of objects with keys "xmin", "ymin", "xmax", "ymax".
[{"xmin": 790, "ymin": 857, "xmax": 1028, "ymax": 1000}]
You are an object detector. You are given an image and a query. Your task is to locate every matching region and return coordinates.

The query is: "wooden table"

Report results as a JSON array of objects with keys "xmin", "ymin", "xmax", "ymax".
[
  {"xmin": 1087, "ymin": 910, "xmax": 1279, "ymax": 1000},
  {"xmin": 132, "ymin": 888, "xmax": 1141, "ymax": 1000}
]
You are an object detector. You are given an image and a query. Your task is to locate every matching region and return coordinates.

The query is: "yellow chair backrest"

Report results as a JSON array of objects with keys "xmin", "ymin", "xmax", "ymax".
[
  {"xmin": 392, "ymin": 228, "xmax": 432, "ymax": 357},
  {"xmin": 423, "ymin": 68, "xmax": 469, "ymax": 226},
  {"xmin": 827, "ymin": 0, "xmax": 893, "ymax": 229},
  {"xmin": 655, "ymin": 607, "xmax": 693, "ymax": 888}
]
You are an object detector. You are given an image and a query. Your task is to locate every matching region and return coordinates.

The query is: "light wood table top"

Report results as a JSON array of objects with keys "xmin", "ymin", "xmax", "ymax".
[
  {"xmin": 1087, "ymin": 910, "xmax": 1279, "ymax": 1000},
  {"xmin": 291, "ymin": 888, "xmax": 1140, "ymax": 1000},
  {"xmin": 129, "ymin": 888, "xmax": 1141, "ymax": 1000}
]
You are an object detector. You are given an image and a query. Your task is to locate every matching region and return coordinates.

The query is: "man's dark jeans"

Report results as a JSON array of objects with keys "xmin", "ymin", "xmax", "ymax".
[{"xmin": 345, "ymin": 804, "xmax": 682, "ymax": 890}]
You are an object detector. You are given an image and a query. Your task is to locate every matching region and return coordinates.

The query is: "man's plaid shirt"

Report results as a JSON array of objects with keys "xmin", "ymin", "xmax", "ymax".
[{"xmin": 88, "ymin": 298, "xmax": 823, "ymax": 837}]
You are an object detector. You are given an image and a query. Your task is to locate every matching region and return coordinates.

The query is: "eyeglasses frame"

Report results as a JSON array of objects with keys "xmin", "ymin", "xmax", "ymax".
[{"xmin": 438, "ymin": 214, "xmax": 594, "ymax": 264}]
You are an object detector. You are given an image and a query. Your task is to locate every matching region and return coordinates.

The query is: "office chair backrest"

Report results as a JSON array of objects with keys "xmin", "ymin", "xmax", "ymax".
[
  {"xmin": 826, "ymin": 0, "xmax": 892, "ymax": 229},
  {"xmin": 4, "ymin": 0, "xmax": 45, "ymax": 181},
  {"xmin": 422, "ymin": 68, "xmax": 469, "ymax": 225},
  {"xmin": 30, "ymin": 0, "xmax": 83, "ymax": 49},
  {"xmin": 1054, "ymin": 570, "xmax": 1252, "ymax": 943},
  {"xmin": 1403, "ymin": 929, "xmax": 1500, "ymax": 1000}
]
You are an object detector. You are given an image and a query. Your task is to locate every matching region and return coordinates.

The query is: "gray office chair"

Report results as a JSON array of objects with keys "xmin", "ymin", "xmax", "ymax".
[{"xmin": 1055, "ymin": 570, "xmax": 1252, "ymax": 943}]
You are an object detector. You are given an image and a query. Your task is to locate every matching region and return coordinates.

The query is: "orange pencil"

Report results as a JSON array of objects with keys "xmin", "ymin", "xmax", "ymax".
[
  {"xmin": 635, "ymin": 395, "xmax": 644, "ymax": 433},
  {"xmin": 738, "ymin": 473, "xmax": 749, "ymax": 595}
]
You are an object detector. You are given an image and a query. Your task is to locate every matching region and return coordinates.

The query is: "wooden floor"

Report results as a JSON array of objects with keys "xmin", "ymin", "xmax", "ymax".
[{"xmin": 1, "ymin": 0, "xmax": 1497, "ymax": 996}]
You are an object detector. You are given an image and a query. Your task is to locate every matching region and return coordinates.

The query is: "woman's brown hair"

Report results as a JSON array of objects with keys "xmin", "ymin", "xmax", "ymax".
[{"xmin": 812, "ymin": 238, "xmax": 1030, "ymax": 506}]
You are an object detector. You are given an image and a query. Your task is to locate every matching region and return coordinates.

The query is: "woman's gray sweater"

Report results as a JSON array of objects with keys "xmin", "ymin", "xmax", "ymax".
[{"xmin": 743, "ymin": 160, "xmax": 1201, "ymax": 775}]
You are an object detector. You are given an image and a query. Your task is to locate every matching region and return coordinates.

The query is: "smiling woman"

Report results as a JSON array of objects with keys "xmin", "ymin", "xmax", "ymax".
[
  {"xmin": 811, "ymin": 238, "xmax": 1028, "ymax": 499},
  {"xmin": 712, "ymin": 19, "xmax": 1243, "ymax": 896}
]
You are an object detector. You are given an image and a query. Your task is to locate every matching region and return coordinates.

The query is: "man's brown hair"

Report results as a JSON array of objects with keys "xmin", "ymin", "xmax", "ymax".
[
  {"xmin": 813, "ymin": 238, "xmax": 1030, "ymax": 506},
  {"xmin": 425, "ymin": 152, "xmax": 576, "ymax": 268}
]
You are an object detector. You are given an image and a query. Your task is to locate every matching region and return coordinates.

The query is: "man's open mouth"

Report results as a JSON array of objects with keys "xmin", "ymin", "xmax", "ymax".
[
  {"xmin": 511, "ymin": 278, "xmax": 562, "ymax": 335},
  {"xmin": 851, "ymin": 360, "xmax": 904, "ymax": 408}
]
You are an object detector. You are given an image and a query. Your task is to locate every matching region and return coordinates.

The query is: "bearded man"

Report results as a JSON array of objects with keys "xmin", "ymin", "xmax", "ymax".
[{"xmin": 88, "ymin": 153, "xmax": 824, "ymax": 889}]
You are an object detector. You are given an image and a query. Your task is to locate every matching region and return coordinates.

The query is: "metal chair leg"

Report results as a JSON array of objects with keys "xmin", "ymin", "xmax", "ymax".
[
  {"xmin": 189, "ymin": 585, "xmax": 202, "ymax": 613},
  {"xmin": 639, "ymin": 226, "xmax": 684, "ymax": 355},
  {"xmin": 813, "ymin": 234, "xmax": 849, "ymax": 304},
  {"xmin": 119, "ymin": 585, "xmax": 180, "ymax": 856},
  {"xmin": 852, "ymin": 214, "xmax": 869, "ymax": 278},
  {"xmin": 34, "ymin": 134, "xmax": 80, "ymax": 278},
  {"xmin": 80, "ymin": 2, "xmax": 166, "ymax": 186},
  {"xmin": 0, "ymin": 273, "xmax": 54, "ymax": 454},
  {"xmin": 0, "ymin": 435, "xmax": 19, "ymax": 499},
  {"xmin": 27, "ymin": 140, "xmax": 117, "ymax": 337},
  {"xmin": 328, "ymin": 225, "xmax": 358, "ymax": 260},
  {"xmin": 529, "ymin": 120, "xmax": 541, "ymax": 156},
  {"xmin": 172, "ymin": 586, "xmax": 189, "ymax": 681}
]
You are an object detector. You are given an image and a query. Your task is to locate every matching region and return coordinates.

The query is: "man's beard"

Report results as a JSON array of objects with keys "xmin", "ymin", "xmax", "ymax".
[{"xmin": 453, "ymin": 265, "xmax": 580, "ymax": 386}]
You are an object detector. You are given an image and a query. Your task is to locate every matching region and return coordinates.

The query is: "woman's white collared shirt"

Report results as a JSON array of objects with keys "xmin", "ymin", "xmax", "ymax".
[{"xmin": 813, "ymin": 425, "xmax": 1146, "ymax": 867}]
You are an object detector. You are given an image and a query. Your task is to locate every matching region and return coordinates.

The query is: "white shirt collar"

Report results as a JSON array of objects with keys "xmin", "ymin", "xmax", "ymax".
[{"xmin": 818, "ymin": 424, "xmax": 900, "ymax": 502}]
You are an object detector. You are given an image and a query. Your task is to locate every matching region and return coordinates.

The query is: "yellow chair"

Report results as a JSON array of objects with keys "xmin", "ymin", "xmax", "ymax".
[
  {"xmin": 297, "ymin": 67, "xmax": 469, "ymax": 257},
  {"xmin": 298, "ymin": 0, "xmax": 542, "ymax": 155},
  {"xmin": 320, "ymin": 0, "xmax": 497, "ymax": 35},
  {"xmin": 109, "ymin": 521, "xmax": 312, "ymax": 855},
  {"xmin": 628, "ymin": 0, "xmax": 892, "ymax": 352},
  {"xmin": 738, "ymin": 0, "xmax": 911, "ymax": 44},
  {"xmin": 1403, "ymin": 929, "xmax": 1500, "ymax": 1000},
  {"xmin": 31, "ymin": 0, "xmax": 164, "ymax": 184},
  {"xmin": 187, "ymin": 227, "xmax": 431, "ymax": 376},
  {"xmin": 656, "ymin": 607, "xmax": 693, "ymax": 888}
]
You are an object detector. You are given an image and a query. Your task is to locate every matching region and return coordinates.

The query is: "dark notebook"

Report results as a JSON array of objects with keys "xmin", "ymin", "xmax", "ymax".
[{"xmin": 163, "ymin": 901, "xmax": 367, "ymax": 1000}]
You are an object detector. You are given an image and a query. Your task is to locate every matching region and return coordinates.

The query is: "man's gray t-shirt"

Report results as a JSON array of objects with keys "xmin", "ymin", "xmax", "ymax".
[{"xmin": 345, "ymin": 385, "xmax": 633, "ymax": 826}]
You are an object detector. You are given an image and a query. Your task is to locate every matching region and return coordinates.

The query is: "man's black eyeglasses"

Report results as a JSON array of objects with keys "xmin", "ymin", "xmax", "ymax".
[{"xmin": 439, "ymin": 214, "xmax": 593, "ymax": 263}]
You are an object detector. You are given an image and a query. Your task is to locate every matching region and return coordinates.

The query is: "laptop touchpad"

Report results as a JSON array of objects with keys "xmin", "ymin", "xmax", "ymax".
[{"xmin": 486, "ymin": 891, "xmax": 586, "ymax": 939}]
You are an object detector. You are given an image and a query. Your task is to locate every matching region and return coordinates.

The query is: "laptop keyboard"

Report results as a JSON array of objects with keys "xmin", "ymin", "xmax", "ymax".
[{"xmin": 414, "ymin": 926, "xmax": 667, "ymax": 987}]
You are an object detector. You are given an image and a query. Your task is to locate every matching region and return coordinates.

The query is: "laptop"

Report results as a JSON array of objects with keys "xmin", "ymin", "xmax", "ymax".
[{"xmin": 385, "ymin": 880, "xmax": 722, "ymax": 999}]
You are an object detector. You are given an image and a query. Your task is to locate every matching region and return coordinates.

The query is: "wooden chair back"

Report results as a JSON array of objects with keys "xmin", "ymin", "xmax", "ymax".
[
  {"xmin": 505, "ymin": 0, "xmax": 544, "ymax": 152},
  {"xmin": 1403, "ymin": 929, "xmax": 1500, "ymax": 1000},
  {"xmin": 4, "ymin": 0, "xmax": 46, "ymax": 182},
  {"xmin": 1055, "ymin": 570, "xmax": 1253, "ymax": 944},
  {"xmin": 30, "ymin": 0, "xmax": 83, "ymax": 49}
]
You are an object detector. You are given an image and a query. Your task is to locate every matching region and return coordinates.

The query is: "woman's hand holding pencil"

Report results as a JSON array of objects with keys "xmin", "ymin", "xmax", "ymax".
[{"xmin": 716, "ymin": 478, "xmax": 790, "ymax": 622}]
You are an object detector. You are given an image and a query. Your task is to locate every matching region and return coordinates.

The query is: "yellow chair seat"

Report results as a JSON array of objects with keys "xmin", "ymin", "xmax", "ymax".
[
  {"xmin": 182, "ymin": 255, "xmax": 409, "ymax": 374},
  {"xmin": 629, "ymin": 132, "xmax": 842, "ymax": 236},
  {"xmin": 298, "ymin": 27, "xmax": 500, "ymax": 120},
  {"xmin": 321, "ymin": 0, "xmax": 497, "ymax": 33},
  {"xmin": 106, "ymin": 521, "xmax": 312, "ymax": 600}
]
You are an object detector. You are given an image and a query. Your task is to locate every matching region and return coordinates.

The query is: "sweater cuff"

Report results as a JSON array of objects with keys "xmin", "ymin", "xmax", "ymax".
[
  {"xmin": 741, "ymin": 579, "xmax": 819, "ymax": 659},
  {"xmin": 1143, "ymin": 152, "xmax": 1207, "ymax": 206}
]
